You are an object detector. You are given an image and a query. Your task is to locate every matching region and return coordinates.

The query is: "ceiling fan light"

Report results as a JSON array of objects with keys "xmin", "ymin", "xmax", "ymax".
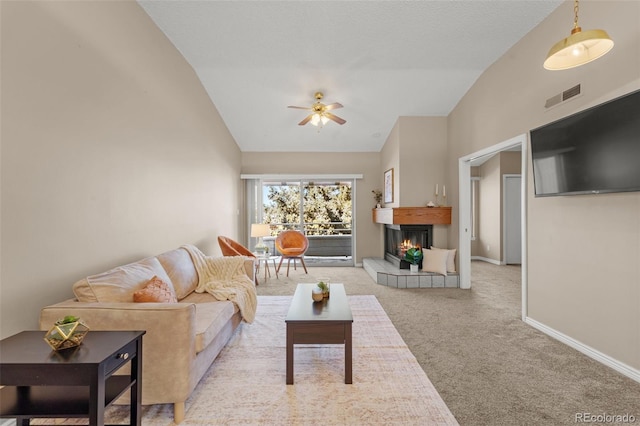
[
  {"xmin": 544, "ymin": 27, "xmax": 614, "ymax": 70},
  {"xmin": 289, "ymin": 91, "xmax": 346, "ymax": 127}
]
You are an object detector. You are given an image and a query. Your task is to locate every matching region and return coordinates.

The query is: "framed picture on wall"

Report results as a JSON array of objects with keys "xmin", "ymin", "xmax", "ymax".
[{"xmin": 384, "ymin": 168, "xmax": 394, "ymax": 203}]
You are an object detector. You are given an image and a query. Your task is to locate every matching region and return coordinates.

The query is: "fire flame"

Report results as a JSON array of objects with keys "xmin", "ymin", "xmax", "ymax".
[{"xmin": 398, "ymin": 239, "xmax": 420, "ymax": 256}]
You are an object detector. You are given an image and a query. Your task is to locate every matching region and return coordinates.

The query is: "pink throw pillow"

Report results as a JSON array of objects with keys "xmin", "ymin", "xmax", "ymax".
[{"xmin": 133, "ymin": 276, "xmax": 177, "ymax": 303}]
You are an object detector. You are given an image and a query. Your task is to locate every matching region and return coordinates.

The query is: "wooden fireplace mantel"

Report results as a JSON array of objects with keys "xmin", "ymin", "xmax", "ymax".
[{"xmin": 372, "ymin": 207, "xmax": 452, "ymax": 225}]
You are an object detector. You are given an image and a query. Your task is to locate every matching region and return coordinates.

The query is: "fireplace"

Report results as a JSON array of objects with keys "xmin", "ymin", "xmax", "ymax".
[{"xmin": 384, "ymin": 224, "xmax": 433, "ymax": 269}]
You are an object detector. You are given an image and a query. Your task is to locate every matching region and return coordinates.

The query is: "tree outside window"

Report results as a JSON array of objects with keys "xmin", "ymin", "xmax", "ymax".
[{"xmin": 263, "ymin": 181, "xmax": 352, "ymax": 236}]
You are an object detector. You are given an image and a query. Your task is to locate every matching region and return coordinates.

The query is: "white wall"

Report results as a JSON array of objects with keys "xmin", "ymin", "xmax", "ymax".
[
  {"xmin": 474, "ymin": 152, "xmax": 521, "ymax": 261},
  {"xmin": 477, "ymin": 155, "xmax": 501, "ymax": 261},
  {"xmin": 1, "ymin": 1, "xmax": 243, "ymax": 338},
  {"xmin": 397, "ymin": 117, "xmax": 448, "ymax": 208},
  {"xmin": 379, "ymin": 116, "xmax": 450, "ymax": 247},
  {"xmin": 380, "ymin": 121, "xmax": 401, "ymax": 208},
  {"xmin": 447, "ymin": 1, "xmax": 640, "ymax": 369}
]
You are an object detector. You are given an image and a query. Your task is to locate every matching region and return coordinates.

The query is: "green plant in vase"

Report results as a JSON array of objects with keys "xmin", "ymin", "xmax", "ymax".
[
  {"xmin": 317, "ymin": 281, "xmax": 330, "ymax": 298},
  {"xmin": 404, "ymin": 247, "xmax": 423, "ymax": 271},
  {"xmin": 372, "ymin": 190, "xmax": 382, "ymax": 208}
]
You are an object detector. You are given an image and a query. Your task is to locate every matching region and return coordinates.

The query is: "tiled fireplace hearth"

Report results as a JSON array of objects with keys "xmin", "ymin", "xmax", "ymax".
[
  {"xmin": 369, "ymin": 206, "xmax": 458, "ymax": 288},
  {"xmin": 363, "ymin": 258, "xmax": 460, "ymax": 288}
]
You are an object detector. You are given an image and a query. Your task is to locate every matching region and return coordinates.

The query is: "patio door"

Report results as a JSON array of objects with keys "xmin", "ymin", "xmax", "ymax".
[{"xmin": 258, "ymin": 179, "xmax": 354, "ymax": 266}]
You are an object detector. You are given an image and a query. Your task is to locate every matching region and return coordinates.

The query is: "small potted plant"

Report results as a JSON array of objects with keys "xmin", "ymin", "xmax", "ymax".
[
  {"xmin": 404, "ymin": 247, "xmax": 423, "ymax": 273},
  {"xmin": 312, "ymin": 286, "xmax": 324, "ymax": 302},
  {"xmin": 317, "ymin": 280, "xmax": 330, "ymax": 298},
  {"xmin": 372, "ymin": 190, "xmax": 382, "ymax": 208}
]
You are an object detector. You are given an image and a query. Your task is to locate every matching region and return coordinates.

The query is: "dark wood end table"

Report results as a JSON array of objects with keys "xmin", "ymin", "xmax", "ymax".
[
  {"xmin": 0, "ymin": 330, "xmax": 145, "ymax": 426},
  {"xmin": 285, "ymin": 283, "xmax": 353, "ymax": 384}
]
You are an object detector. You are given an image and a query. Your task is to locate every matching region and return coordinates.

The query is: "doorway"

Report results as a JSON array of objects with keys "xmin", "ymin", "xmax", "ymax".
[{"xmin": 458, "ymin": 133, "xmax": 528, "ymax": 319}]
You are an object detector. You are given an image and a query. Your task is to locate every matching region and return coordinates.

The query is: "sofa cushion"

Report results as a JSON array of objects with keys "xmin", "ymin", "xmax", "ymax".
[
  {"xmin": 133, "ymin": 276, "xmax": 178, "ymax": 303},
  {"xmin": 179, "ymin": 295, "xmax": 236, "ymax": 353},
  {"xmin": 156, "ymin": 247, "xmax": 199, "ymax": 300},
  {"xmin": 73, "ymin": 257, "xmax": 174, "ymax": 303},
  {"xmin": 422, "ymin": 249, "xmax": 449, "ymax": 276},
  {"xmin": 431, "ymin": 246, "xmax": 457, "ymax": 273}
]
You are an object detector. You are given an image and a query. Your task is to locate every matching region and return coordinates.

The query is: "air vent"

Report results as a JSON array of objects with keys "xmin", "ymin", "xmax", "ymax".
[
  {"xmin": 563, "ymin": 84, "xmax": 581, "ymax": 101},
  {"xmin": 545, "ymin": 84, "xmax": 582, "ymax": 109}
]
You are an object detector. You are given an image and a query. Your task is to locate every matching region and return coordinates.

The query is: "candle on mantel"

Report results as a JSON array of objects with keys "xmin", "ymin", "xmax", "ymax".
[
  {"xmin": 443, "ymin": 185, "xmax": 446, "ymax": 197},
  {"xmin": 435, "ymin": 184, "xmax": 439, "ymax": 196}
]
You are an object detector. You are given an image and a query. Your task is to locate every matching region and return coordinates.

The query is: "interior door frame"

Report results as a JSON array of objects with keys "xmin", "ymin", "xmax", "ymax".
[{"xmin": 458, "ymin": 133, "xmax": 528, "ymax": 320}]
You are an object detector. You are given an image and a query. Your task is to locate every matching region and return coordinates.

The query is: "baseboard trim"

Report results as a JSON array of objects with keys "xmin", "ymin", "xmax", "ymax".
[
  {"xmin": 470, "ymin": 256, "xmax": 502, "ymax": 265},
  {"xmin": 525, "ymin": 317, "xmax": 640, "ymax": 384}
]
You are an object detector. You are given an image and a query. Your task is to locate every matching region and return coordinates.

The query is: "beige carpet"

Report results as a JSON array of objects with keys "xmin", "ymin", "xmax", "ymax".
[
  {"xmin": 180, "ymin": 295, "xmax": 457, "ymax": 425},
  {"xmin": 255, "ymin": 264, "xmax": 640, "ymax": 425},
  {"xmin": 41, "ymin": 294, "xmax": 457, "ymax": 425}
]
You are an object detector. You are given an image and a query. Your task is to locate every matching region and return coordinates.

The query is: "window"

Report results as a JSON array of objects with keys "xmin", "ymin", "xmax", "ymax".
[
  {"xmin": 262, "ymin": 180, "xmax": 352, "ymax": 236},
  {"xmin": 244, "ymin": 176, "xmax": 356, "ymax": 267}
]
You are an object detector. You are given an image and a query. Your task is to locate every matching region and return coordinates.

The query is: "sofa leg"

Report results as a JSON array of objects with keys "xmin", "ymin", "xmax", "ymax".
[{"xmin": 174, "ymin": 401, "xmax": 185, "ymax": 424}]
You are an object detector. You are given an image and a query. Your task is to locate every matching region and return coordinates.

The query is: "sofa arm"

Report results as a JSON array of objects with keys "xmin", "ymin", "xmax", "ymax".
[
  {"xmin": 244, "ymin": 258, "xmax": 256, "ymax": 283},
  {"xmin": 40, "ymin": 300, "xmax": 197, "ymax": 405},
  {"xmin": 41, "ymin": 299, "xmax": 194, "ymax": 333}
]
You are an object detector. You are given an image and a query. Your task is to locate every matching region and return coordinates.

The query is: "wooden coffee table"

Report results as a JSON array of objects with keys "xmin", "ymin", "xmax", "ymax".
[{"xmin": 285, "ymin": 283, "xmax": 353, "ymax": 384}]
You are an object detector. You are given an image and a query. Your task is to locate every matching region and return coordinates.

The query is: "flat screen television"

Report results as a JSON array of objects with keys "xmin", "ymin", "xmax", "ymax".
[{"xmin": 530, "ymin": 89, "xmax": 640, "ymax": 197}]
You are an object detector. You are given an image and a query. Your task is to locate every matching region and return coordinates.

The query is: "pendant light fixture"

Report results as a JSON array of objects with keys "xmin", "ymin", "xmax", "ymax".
[{"xmin": 544, "ymin": 0, "xmax": 614, "ymax": 71}]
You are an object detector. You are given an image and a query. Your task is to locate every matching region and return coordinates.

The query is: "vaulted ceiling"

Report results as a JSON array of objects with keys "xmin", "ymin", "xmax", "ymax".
[{"xmin": 138, "ymin": 0, "xmax": 563, "ymax": 152}]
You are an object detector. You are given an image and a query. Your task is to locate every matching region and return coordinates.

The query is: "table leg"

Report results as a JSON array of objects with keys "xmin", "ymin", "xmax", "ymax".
[
  {"xmin": 286, "ymin": 324, "xmax": 294, "ymax": 384},
  {"xmin": 131, "ymin": 337, "xmax": 143, "ymax": 425},
  {"xmin": 89, "ymin": 374, "xmax": 106, "ymax": 426},
  {"xmin": 272, "ymin": 259, "xmax": 279, "ymax": 279},
  {"xmin": 264, "ymin": 259, "xmax": 270, "ymax": 281},
  {"xmin": 345, "ymin": 322, "xmax": 352, "ymax": 384}
]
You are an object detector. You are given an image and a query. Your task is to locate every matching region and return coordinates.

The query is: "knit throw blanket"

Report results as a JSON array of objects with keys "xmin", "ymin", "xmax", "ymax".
[{"xmin": 182, "ymin": 245, "xmax": 258, "ymax": 323}]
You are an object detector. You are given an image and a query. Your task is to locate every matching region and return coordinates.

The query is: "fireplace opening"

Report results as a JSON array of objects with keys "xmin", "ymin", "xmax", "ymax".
[{"xmin": 384, "ymin": 224, "xmax": 433, "ymax": 269}]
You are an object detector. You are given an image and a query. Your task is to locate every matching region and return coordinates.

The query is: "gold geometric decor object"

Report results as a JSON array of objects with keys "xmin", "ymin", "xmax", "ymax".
[{"xmin": 44, "ymin": 315, "xmax": 90, "ymax": 351}]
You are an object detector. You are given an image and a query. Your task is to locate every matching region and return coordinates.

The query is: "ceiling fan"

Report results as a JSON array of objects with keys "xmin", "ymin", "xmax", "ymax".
[{"xmin": 288, "ymin": 92, "xmax": 346, "ymax": 126}]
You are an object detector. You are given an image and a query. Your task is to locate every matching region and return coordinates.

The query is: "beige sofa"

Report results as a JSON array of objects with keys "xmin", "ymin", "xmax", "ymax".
[{"xmin": 39, "ymin": 245, "xmax": 255, "ymax": 424}]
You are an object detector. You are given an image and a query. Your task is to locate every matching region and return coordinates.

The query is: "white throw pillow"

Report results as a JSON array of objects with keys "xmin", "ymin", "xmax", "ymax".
[
  {"xmin": 422, "ymin": 249, "xmax": 448, "ymax": 276},
  {"xmin": 431, "ymin": 246, "xmax": 457, "ymax": 273}
]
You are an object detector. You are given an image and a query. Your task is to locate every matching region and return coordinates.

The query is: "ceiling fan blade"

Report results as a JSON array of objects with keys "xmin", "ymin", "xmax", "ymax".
[
  {"xmin": 287, "ymin": 105, "xmax": 311, "ymax": 110},
  {"xmin": 324, "ymin": 102, "xmax": 343, "ymax": 111},
  {"xmin": 298, "ymin": 114, "xmax": 313, "ymax": 126},
  {"xmin": 325, "ymin": 112, "xmax": 346, "ymax": 125}
]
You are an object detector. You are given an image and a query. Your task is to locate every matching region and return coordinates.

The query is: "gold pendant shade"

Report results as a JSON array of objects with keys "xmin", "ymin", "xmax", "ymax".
[
  {"xmin": 544, "ymin": 27, "xmax": 614, "ymax": 70},
  {"xmin": 543, "ymin": 0, "xmax": 614, "ymax": 71}
]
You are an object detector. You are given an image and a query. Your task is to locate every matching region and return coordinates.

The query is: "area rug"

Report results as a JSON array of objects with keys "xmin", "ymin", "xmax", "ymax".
[{"xmin": 40, "ymin": 295, "xmax": 458, "ymax": 425}]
